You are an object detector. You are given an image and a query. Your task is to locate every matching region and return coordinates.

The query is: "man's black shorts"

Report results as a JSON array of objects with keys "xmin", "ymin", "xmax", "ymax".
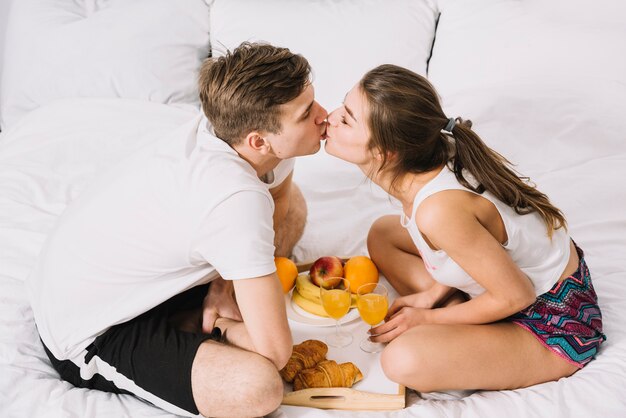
[{"xmin": 41, "ymin": 283, "xmax": 222, "ymax": 417}]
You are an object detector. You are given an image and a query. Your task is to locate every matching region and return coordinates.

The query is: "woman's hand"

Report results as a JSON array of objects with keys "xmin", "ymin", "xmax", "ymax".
[
  {"xmin": 369, "ymin": 306, "xmax": 431, "ymax": 343},
  {"xmin": 365, "ymin": 291, "xmax": 437, "ymax": 343},
  {"xmin": 202, "ymin": 277, "xmax": 243, "ymax": 333},
  {"xmin": 385, "ymin": 282, "xmax": 458, "ymax": 317},
  {"xmin": 386, "ymin": 292, "xmax": 434, "ymax": 317}
]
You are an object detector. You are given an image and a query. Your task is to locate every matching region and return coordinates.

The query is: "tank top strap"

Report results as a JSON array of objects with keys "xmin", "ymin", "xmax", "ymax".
[{"xmin": 411, "ymin": 164, "xmax": 471, "ymax": 218}]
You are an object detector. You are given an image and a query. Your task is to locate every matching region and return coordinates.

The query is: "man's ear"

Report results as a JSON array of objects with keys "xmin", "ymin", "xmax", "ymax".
[{"xmin": 245, "ymin": 132, "xmax": 272, "ymax": 155}]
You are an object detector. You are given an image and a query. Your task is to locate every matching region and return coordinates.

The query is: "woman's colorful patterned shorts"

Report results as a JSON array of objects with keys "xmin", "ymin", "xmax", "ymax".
[{"xmin": 510, "ymin": 243, "xmax": 606, "ymax": 368}]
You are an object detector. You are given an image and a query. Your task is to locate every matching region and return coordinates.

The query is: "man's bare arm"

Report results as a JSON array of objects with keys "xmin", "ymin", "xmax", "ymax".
[{"xmin": 232, "ymin": 274, "xmax": 292, "ymax": 369}]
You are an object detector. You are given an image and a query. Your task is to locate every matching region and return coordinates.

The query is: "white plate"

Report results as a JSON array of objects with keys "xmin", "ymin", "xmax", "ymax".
[{"xmin": 285, "ymin": 292, "xmax": 360, "ymax": 327}]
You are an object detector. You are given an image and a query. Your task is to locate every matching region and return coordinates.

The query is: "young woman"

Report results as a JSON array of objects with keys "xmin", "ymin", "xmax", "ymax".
[{"xmin": 324, "ymin": 64, "xmax": 605, "ymax": 392}]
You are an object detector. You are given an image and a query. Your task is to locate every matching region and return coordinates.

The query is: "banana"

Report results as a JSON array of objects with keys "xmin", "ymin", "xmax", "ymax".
[
  {"xmin": 295, "ymin": 273, "xmax": 357, "ymax": 307},
  {"xmin": 296, "ymin": 273, "xmax": 322, "ymax": 302},
  {"xmin": 292, "ymin": 289, "xmax": 329, "ymax": 317}
]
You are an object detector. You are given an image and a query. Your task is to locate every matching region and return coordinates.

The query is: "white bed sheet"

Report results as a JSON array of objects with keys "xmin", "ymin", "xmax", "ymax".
[{"xmin": 1, "ymin": 94, "xmax": 625, "ymax": 418}]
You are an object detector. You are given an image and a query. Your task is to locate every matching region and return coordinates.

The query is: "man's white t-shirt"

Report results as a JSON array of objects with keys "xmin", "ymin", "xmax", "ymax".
[{"xmin": 27, "ymin": 115, "xmax": 295, "ymax": 360}]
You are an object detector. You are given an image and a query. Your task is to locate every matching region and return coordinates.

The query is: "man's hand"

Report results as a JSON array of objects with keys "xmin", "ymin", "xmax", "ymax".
[{"xmin": 202, "ymin": 277, "xmax": 242, "ymax": 333}]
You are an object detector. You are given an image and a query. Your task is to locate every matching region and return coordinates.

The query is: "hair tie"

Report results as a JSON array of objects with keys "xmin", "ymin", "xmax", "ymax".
[{"xmin": 443, "ymin": 117, "xmax": 456, "ymax": 133}]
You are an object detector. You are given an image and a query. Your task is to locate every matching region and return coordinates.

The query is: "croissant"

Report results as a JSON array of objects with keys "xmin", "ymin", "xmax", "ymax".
[
  {"xmin": 293, "ymin": 360, "xmax": 364, "ymax": 391},
  {"xmin": 279, "ymin": 339, "xmax": 328, "ymax": 383}
]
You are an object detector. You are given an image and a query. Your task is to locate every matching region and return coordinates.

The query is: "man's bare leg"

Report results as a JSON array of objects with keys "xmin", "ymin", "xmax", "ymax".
[
  {"xmin": 182, "ymin": 185, "xmax": 307, "ymax": 416},
  {"xmin": 191, "ymin": 340, "xmax": 284, "ymax": 418},
  {"xmin": 274, "ymin": 183, "xmax": 307, "ymax": 258},
  {"xmin": 170, "ymin": 311, "xmax": 283, "ymax": 417}
]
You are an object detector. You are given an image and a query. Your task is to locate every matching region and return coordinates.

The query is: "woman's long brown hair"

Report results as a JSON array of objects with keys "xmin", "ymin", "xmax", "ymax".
[{"xmin": 360, "ymin": 64, "xmax": 566, "ymax": 237}]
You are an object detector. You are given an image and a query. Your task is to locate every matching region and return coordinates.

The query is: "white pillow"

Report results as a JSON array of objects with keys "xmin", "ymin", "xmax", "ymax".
[
  {"xmin": 210, "ymin": 0, "xmax": 438, "ymax": 111},
  {"xmin": 0, "ymin": 0, "xmax": 210, "ymax": 129},
  {"xmin": 427, "ymin": 0, "xmax": 626, "ymax": 175},
  {"xmin": 209, "ymin": 0, "xmax": 439, "ymax": 260}
]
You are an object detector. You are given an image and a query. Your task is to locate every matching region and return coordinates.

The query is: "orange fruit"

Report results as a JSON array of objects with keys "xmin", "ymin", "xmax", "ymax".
[
  {"xmin": 344, "ymin": 255, "xmax": 379, "ymax": 293},
  {"xmin": 275, "ymin": 257, "xmax": 298, "ymax": 293}
]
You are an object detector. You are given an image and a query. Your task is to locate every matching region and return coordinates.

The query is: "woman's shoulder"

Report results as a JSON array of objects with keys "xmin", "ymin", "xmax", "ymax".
[{"xmin": 415, "ymin": 190, "xmax": 478, "ymax": 233}]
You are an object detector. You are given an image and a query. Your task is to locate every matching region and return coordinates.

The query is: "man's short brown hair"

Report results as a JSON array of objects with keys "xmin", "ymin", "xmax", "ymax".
[{"xmin": 198, "ymin": 42, "xmax": 311, "ymax": 145}]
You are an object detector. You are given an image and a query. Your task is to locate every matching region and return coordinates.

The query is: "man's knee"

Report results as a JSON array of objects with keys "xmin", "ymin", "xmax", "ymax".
[
  {"xmin": 192, "ymin": 342, "xmax": 283, "ymax": 417},
  {"xmin": 286, "ymin": 184, "xmax": 307, "ymax": 231},
  {"xmin": 238, "ymin": 355, "xmax": 284, "ymax": 415},
  {"xmin": 275, "ymin": 185, "xmax": 307, "ymax": 257}
]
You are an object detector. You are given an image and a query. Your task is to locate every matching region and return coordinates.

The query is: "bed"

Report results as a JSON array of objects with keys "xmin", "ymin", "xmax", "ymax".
[{"xmin": 1, "ymin": 0, "xmax": 625, "ymax": 417}]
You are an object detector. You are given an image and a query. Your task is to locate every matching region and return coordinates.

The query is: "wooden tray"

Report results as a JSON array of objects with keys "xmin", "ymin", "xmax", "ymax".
[
  {"xmin": 282, "ymin": 386, "xmax": 405, "ymax": 410},
  {"xmin": 282, "ymin": 259, "xmax": 406, "ymax": 410}
]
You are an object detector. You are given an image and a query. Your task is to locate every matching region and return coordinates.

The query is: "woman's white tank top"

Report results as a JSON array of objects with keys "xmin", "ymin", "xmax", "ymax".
[{"xmin": 400, "ymin": 164, "xmax": 570, "ymax": 298}]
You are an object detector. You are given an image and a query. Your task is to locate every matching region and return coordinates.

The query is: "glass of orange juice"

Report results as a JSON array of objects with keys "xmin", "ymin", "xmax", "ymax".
[
  {"xmin": 356, "ymin": 283, "xmax": 388, "ymax": 353},
  {"xmin": 320, "ymin": 277, "xmax": 353, "ymax": 347}
]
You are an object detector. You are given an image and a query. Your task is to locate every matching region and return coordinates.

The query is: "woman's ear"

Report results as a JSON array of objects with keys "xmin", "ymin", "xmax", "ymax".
[
  {"xmin": 386, "ymin": 150, "xmax": 398, "ymax": 161},
  {"xmin": 371, "ymin": 148, "xmax": 396, "ymax": 162}
]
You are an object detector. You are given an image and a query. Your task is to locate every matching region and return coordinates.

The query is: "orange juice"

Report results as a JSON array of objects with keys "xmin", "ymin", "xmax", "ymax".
[
  {"xmin": 357, "ymin": 293, "xmax": 388, "ymax": 325},
  {"xmin": 320, "ymin": 289, "xmax": 351, "ymax": 319}
]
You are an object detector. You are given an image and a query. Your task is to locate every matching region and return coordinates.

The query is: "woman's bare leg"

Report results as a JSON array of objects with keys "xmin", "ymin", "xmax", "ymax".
[
  {"xmin": 368, "ymin": 215, "xmax": 466, "ymax": 308},
  {"xmin": 367, "ymin": 215, "xmax": 437, "ymax": 296},
  {"xmin": 381, "ymin": 322, "xmax": 578, "ymax": 392}
]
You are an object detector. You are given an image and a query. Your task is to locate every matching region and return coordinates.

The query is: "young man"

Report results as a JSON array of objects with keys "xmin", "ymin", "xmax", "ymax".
[{"xmin": 27, "ymin": 42, "xmax": 328, "ymax": 418}]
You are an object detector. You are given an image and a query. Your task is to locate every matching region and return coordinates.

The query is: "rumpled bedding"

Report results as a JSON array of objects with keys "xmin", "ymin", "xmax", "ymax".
[{"xmin": 1, "ymin": 96, "xmax": 625, "ymax": 418}]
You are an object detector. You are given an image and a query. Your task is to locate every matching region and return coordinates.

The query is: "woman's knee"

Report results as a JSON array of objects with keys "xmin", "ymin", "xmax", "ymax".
[
  {"xmin": 367, "ymin": 215, "xmax": 398, "ymax": 256},
  {"xmin": 381, "ymin": 339, "xmax": 419, "ymax": 381},
  {"xmin": 381, "ymin": 333, "xmax": 433, "ymax": 390}
]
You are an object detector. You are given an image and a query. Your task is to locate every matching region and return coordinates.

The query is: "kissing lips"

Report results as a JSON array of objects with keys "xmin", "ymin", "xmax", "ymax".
[{"xmin": 320, "ymin": 124, "xmax": 329, "ymax": 141}]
